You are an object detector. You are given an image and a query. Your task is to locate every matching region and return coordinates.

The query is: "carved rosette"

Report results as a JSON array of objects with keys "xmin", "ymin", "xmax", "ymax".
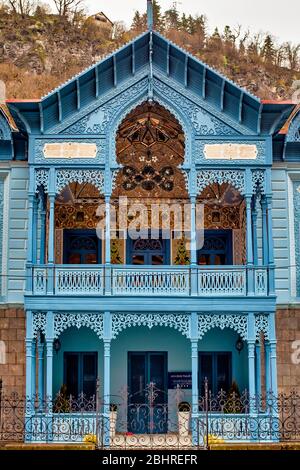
[{"xmin": 111, "ymin": 313, "xmax": 191, "ymax": 339}]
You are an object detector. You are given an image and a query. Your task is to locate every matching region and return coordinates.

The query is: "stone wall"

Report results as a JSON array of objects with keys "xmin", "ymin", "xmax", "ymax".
[
  {"xmin": 0, "ymin": 307, "xmax": 25, "ymax": 395},
  {"xmin": 276, "ymin": 307, "xmax": 300, "ymax": 394}
]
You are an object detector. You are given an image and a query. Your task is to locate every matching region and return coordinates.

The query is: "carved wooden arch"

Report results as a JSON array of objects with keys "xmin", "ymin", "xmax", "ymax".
[
  {"xmin": 112, "ymin": 100, "xmax": 189, "ymax": 199},
  {"xmin": 108, "ymin": 86, "xmax": 193, "ymax": 172}
]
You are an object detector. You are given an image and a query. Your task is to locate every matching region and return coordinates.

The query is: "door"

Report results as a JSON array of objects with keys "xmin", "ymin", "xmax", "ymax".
[
  {"xmin": 199, "ymin": 352, "xmax": 232, "ymax": 396},
  {"xmin": 127, "ymin": 236, "xmax": 170, "ymax": 265},
  {"xmin": 63, "ymin": 229, "xmax": 101, "ymax": 264},
  {"xmin": 64, "ymin": 352, "xmax": 98, "ymax": 400},
  {"xmin": 128, "ymin": 352, "xmax": 168, "ymax": 433},
  {"xmin": 197, "ymin": 230, "xmax": 232, "ymax": 266}
]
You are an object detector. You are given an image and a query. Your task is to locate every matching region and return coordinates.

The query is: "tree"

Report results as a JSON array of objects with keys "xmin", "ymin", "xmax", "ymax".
[
  {"xmin": 186, "ymin": 14, "xmax": 196, "ymax": 35},
  {"xmin": 6, "ymin": 0, "xmax": 36, "ymax": 16},
  {"xmin": 131, "ymin": 11, "xmax": 146, "ymax": 32},
  {"xmin": 209, "ymin": 27, "xmax": 222, "ymax": 49},
  {"xmin": 284, "ymin": 42, "xmax": 300, "ymax": 70},
  {"xmin": 152, "ymin": 0, "xmax": 164, "ymax": 31},
  {"xmin": 52, "ymin": 0, "xmax": 84, "ymax": 17},
  {"xmin": 164, "ymin": 4, "xmax": 180, "ymax": 30},
  {"xmin": 193, "ymin": 14, "xmax": 207, "ymax": 49},
  {"xmin": 261, "ymin": 34, "xmax": 276, "ymax": 64},
  {"xmin": 180, "ymin": 12, "xmax": 188, "ymax": 32}
]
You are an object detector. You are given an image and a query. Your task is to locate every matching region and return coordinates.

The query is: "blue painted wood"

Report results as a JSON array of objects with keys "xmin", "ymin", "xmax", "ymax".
[
  {"xmin": 147, "ymin": 0, "xmax": 153, "ymax": 30},
  {"xmin": 38, "ymin": 338, "xmax": 44, "ymax": 401},
  {"xmin": 265, "ymin": 342, "xmax": 271, "ymax": 393},
  {"xmin": 255, "ymin": 343, "xmax": 261, "ymax": 396},
  {"xmin": 48, "ymin": 195, "xmax": 55, "ymax": 264}
]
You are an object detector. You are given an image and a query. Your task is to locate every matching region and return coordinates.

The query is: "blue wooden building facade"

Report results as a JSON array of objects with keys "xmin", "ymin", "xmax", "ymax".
[{"xmin": 0, "ymin": 2, "xmax": 299, "ymax": 444}]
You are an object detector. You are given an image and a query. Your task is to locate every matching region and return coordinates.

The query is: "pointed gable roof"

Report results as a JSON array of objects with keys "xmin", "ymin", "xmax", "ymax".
[{"xmin": 6, "ymin": 30, "xmax": 295, "ymax": 136}]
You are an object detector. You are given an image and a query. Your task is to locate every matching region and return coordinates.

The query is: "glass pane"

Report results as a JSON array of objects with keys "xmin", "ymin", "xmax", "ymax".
[
  {"xmin": 149, "ymin": 354, "xmax": 166, "ymax": 404},
  {"xmin": 216, "ymin": 353, "xmax": 231, "ymax": 393},
  {"xmin": 199, "ymin": 353, "xmax": 213, "ymax": 396},
  {"xmin": 65, "ymin": 354, "xmax": 79, "ymax": 397},
  {"xmin": 82, "ymin": 353, "xmax": 97, "ymax": 398},
  {"xmin": 68, "ymin": 253, "xmax": 81, "ymax": 264},
  {"xmin": 151, "ymin": 255, "xmax": 164, "ymax": 265},
  {"xmin": 198, "ymin": 254, "xmax": 209, "ymax": 265},
  {"xmin": 132, "ymin": 255, "xmax": 145, "ymax": 265},
  {"xmin": 129, "ymin": 354, "xmax": 146, "ymax": 403},
  {"xmin": 214, "ymin": 254, "xmax": 226, "ymax": 265},
  {"xmin": 84, "ymin": 253, "xmax": 97, "ymax": 264}
]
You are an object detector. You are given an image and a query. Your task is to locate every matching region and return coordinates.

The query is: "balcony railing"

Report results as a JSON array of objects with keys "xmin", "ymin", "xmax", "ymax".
[{"xmin": 30, "ymin": 264, "xmax": 271, "ymax": 297}]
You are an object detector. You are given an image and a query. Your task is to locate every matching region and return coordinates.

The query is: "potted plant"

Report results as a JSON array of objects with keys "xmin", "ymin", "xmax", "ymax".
[
  {"xmin": 110, "ymin": 403, "xmax": 118, "ymax": 439},
  {"xmin": 178, "ymin": 401, "xmax": 191, "ymax": 437}
]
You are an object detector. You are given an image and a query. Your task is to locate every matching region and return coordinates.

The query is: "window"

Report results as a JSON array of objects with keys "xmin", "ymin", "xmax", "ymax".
[
  {"xmin": 197, "ymin": 230, "xmax": 233, "ymax": 266},
  {"xmin": 64, "ymin": 352, "xmax": 98, "ymax": 399},
  {"xmin": 199, "ymin": 352, "xmax": 232, "ymax": 396},
  {"xmin": 63, "ymin": 230, "xmax": 101, "ymax": 264},
  {"xmin": 127, "ymin": 235, "xmax": 170, "ymax": 265}
]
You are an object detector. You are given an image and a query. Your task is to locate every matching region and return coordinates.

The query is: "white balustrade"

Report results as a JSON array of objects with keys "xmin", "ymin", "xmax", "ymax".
[
  {"xmin": 32, "ymin": 266, "xmax": 268, "ymax": 297},
  {"xmin": 255, "ymin": 269, "xmax": 268, "ymax": 295},
  {"xmin": 33, "ymin": 268, "xmax": 47, "ymax": 294},
  {"xmin": 55, "ymin": 267, "xmax": 104, "ymax": 295},
  {"xmin": 112, "ymin": 267, "xmax": 190, "ymax": 296},
  {"xmin": 198, "ymin": 268, "xmax": 246, "ymax": 296}
]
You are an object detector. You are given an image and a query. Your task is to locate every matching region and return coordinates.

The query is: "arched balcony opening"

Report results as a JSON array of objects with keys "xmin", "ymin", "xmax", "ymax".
[
  {"xmin": 111, "ymin": 101, "xmax": 188, "ymax": 267},
  {"xmin": 197, "ymin": 182, "xmax": 245, "ymax": 268},
  {"xmin": 53, "ymin": 182, "xmax": 104, "ymax": 266}
]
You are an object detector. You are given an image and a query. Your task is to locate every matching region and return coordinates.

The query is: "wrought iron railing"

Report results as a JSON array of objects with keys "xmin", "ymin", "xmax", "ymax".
[
  {"xmin": 1, "ymin": 387, "xmax": 299, "ymax": 448},
  {"xmin": 31, "ymin": 265, "xmax": 270, "ymax": 297}
]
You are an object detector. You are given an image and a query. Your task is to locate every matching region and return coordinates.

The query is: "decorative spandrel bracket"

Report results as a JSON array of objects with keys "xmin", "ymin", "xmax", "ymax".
[
  {"xmin": 198, "ymin": 313, "xmax": 248, "ymax": 340},
  {"xmin": 111, "ymin": 313, "xmax": 191, "ymax": 339},
  {"xmin": 53, "ymin": 312, "xmax": 104, "ymax": 339},
  {"xmin": 55, "ymin": 169, "xmax": 105, "ymax": 195},
  {"xmin": 255, "ymin": 313, "xmax": 270, "ymax": 341},
  {"xmin": 32, "ymin": 311, "xmax": 47, "ymax": 338},
  {"xmin": 252, "ymin": 169, "xmax": 266, "ymax": 196},
  {"xmin": 35, "ymin": 169, "xmax": 49, "ymax": 194},
  {"xmin": 196, "ymin": 169, "xmax": 246, "ymax": 196}
]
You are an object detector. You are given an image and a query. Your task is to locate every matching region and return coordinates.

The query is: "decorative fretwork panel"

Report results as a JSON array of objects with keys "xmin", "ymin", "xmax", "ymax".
[
  {"xmin": 111, "ymin": 313, "xmax": 191, "ymax": 339},
  {"xmin": 54, "ymin": 312, "xmax": 104, "ymax": 339},
  {"xmin": 112, "ymin": 268, "xmax": 190, "ymax": 296},
  {"xmin": 56, "ymin": 169, "xmax": 105, "ymax": 195},
  {"xmin": 255, "ymin": 314, "xmax": 270, "ymax": 341},
  {"xmin": 287, "ymin": 113, "xmax": 300, "ymax": 142},
  {"xmin": 55, "ymin": 268, "xmax": 104, "ymax": 295},
  {"xmin": 35, "ymin": 169, "xmax": 49, "ymax": 193},
  {"xmin": 198, "ymin": 269, "xmax": 246, "ymax": 296},
  {"xmin": 153, "ymin": 77, "xmax": 239, "ymax": 136},
  {"xmin": 252, "ymin": 169, "xmax": 266, "ymax": 195},
  {"xmin": 254, "ymin": 269, "xmax": 268, "ymax": 295},
  {"xmin": 33, "ymin": 268, "xmax": 47, "ymax": 295},
  {"xmin": 32, "ymin": 312, "xmax": 47, "ymax": 338},
  {"xmin": 197, "ymin": 170, "xmax": 245, "ymax": 196},
  {"xmin": 198, "ymin": 313, "xmax": 248, "ymax": 340}
]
